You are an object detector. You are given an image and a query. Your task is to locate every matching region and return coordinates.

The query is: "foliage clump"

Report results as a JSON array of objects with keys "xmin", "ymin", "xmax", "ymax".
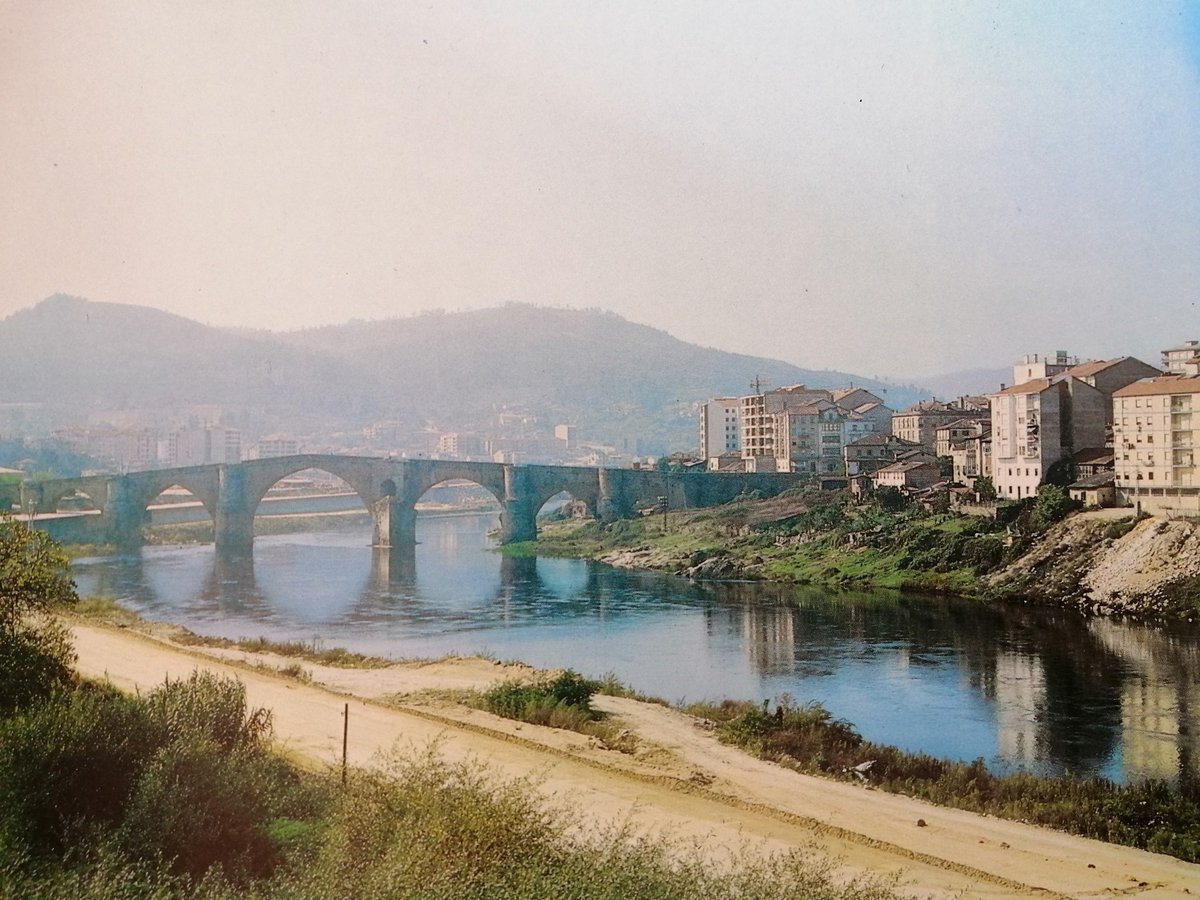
[{"xmin": 0, "ymin": 516, "xmax": 77, "ymax": 715}]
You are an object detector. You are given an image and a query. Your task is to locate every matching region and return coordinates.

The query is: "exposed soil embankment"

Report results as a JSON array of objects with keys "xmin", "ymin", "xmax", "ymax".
[{"xmin": 991, "ymin": 516, "xmax": 1200, "ymax": 619}]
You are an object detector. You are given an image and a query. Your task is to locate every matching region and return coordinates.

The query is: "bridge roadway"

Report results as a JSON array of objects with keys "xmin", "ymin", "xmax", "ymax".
[{"xmin": 20, "ymin": 455, "xmax": 804, "ymax": 555}]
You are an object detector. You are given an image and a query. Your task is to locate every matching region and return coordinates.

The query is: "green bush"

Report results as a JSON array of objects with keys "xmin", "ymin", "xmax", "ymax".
[
  {"xmin": 0, "ymin": 620, "xmax": 75, "ymax": 717},
  {"xmin": 483, "ymin": 669, "xmax": 601, "ymax": 725},
  {"xmin": 119, "ymin": 739, "xmax": 284, "ymax": 881},
  {"xmin": 0, "ymin": 686, "xmax": 162, "ymax": 855}
]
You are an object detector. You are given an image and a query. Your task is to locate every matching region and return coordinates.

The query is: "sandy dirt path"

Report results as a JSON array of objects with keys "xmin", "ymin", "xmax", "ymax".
[{"xmin": 70, "ymin": 622, "xmax": 1200, "ymax": 899}]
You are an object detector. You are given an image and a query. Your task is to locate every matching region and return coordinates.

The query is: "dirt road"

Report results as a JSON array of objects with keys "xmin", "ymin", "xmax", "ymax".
[{"xmin": 70, "ymin": 622, "xmax": 1200, "ymax": 898}]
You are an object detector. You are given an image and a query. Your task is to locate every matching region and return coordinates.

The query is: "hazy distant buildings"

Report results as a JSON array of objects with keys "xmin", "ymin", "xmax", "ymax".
[
  {"xmin": 248, "ymin": 435, "xmax": 301, "ymax": 459},
  {"xmin": 167, "ymin": 425, "xmax": 241, "ymax": 467}
]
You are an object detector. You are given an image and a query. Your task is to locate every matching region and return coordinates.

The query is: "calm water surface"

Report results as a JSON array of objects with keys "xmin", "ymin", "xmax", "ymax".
[{"xmin": 72, "ymin": 514, "xmax": 1200, "ymax": 786}]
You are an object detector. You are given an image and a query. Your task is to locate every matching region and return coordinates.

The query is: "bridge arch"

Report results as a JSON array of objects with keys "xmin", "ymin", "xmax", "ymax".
[{"xmin": 240, "ymin": 456, "xmax": 388, "ymax": 517}]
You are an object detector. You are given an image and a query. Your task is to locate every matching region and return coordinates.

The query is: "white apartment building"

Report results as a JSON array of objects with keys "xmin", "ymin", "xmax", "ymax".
[
  {"xmin": 1162, "ymin": 341, "xmax": 1200, "ymax": 376},
  {"xmin": 989, "ymin": 377, "xmax": 1106, "ymax": 501},
  {"xmin": 699, "ymin": 398, "xmax": 740, "ymax": 462},
  {"xmin": 1113, "ymin": 374, "xmax": 1200, "ymax": 516},
  {"xmin": 167, "ymin": 425, "xmax": 241, "ymax": 467},
  {"xmin": 1010, "ymin": 351, "xmax": 1080, "ymax": 386}
]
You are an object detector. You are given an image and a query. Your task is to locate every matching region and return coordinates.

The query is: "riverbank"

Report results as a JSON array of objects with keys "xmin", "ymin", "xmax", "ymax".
[
  {"xmin": 59, "ymin": 615, "xmax": 1200, "ymax": 896},
  {"xmin": 508, "ymin": 490, "xmax": 1200, "ymax": 621}
]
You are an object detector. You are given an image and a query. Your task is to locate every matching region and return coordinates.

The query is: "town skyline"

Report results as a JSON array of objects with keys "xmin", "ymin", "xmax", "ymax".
[{"xmin": 3, "ymin": 2, "xmax": 1198, "ymax": 378}]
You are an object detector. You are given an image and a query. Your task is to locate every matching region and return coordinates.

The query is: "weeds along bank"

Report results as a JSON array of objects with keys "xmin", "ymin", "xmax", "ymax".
[{"xmin": 513, "ymin": 488, "xmax": 1200, "ymax": 621}]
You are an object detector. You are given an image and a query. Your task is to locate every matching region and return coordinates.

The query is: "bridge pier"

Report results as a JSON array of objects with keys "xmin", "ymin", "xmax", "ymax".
[
  {"xmin": 214, "ymin": 465, "xmax": 255, "ymax": 557},
  {"xmin": 499, "ymin": 465, "xmax": 537, "ymax": 543},
  {"xmin": 371, "ymin": 497, "xmax": 417, "ymax": 548},
  {"xmin": 104, "ymin": 477, "xmax": 150, "ymax": 549}
]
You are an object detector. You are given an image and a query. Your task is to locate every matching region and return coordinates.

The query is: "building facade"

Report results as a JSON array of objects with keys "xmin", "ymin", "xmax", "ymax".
[
  {"xmin": 699, "ymin": 398, "xmax": 741, "ymax": 461},
  {"xmin": 1113, "ymin": 375, "xmax": 1200, "ymax": 516},
  {"xmin": 989, "ymin": 377, "xmax": 1106, "ymax": 500}
]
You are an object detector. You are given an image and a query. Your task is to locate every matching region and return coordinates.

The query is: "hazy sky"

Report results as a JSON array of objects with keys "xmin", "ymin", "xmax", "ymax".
[{"xmin": 2, "ymin": 2, "xmax": 1198, "ymax": 378}]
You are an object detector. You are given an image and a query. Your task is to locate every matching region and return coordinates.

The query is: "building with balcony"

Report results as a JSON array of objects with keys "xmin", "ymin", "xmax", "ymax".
[
  {"xmin": 989, "ymin": 377, "xmax": 1106, "ymax": 501},
  {"xmin": 1113, "ymin": 374, "xmax": 1200, "ymax": 516}
]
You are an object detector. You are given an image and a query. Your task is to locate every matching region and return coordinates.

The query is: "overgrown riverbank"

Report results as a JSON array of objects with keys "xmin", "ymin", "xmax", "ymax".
[{"xmin": 506, "ymin": 488, "xmax": 1200, "ymax": 620}]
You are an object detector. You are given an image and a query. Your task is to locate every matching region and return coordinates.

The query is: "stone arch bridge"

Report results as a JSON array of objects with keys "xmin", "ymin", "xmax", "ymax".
[{"xmin": 22, "ymin": 455, "xmax": 804, "ymax": 556}]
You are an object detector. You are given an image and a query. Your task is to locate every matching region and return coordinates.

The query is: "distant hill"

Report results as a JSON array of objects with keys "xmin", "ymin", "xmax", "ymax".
[
  {"xmin": 905, "ymin": 366, "xmax": 1008, "ymax": 400},
  {"xmin": 0, "ymin": 296, "xmax": 929, "ymax": 450}
]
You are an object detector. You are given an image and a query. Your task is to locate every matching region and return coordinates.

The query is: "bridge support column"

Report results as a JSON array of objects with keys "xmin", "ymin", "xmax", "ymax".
[
  {"xmin": 371, "ymin": 497, "xmax": 416, "ymax": 548},
  {"xmin": 596, "ymin": 468, "xmax": 635, "ymax": 523},
  {"xmin": 214, "ymin": 465, "xmax": 255, "ymax": 558},
  {"xmin": 499, "ymin": 466, "xmax": 537, "ymax": 544},
  {"xmin": 104, "ymin": 477, "xmax": 147, "ymax": 549}
]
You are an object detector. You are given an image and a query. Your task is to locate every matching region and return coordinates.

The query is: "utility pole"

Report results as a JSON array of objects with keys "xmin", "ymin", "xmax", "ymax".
[{"xmin": 341, "ymin": 702, "xmax": 349, "ymax": 787}]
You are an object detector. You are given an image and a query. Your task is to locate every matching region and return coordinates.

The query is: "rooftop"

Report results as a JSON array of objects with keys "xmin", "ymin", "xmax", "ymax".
[{"xmin": 1113, "ymin": 375, "xmax": 1200, "ymax": 398}]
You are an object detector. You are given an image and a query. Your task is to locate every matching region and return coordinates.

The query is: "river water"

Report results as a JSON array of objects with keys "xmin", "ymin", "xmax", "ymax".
[{"xmin": 71, "ymin": 513, "xmax": 1200, "ymax": 786}]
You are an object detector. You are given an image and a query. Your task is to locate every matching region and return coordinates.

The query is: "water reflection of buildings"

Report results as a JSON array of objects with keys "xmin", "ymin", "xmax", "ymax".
[
  {"xmin": 992, "ymin": 651, "xmax": 1045, "ymax": 768},
  {"xmin": 739, "ymin": 600, "xmax": 796, "ymax": 674},
  {"xmin": 1089, "ymin": 620, "xmax": 1200, "ymax": 784}
]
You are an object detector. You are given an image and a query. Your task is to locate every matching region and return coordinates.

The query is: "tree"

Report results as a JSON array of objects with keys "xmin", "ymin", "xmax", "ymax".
[
  {"xmin": 874, "ymin": 485, "xmax": 909, "ymax": 512},
  {"xmin": 973, "ymin": 476, "xmax": 997, "ymax": 502},
  {"xmin": 0, "ymin": 517, "xmax": 77, "ymax": 715},
  {"xmin": 1032, "ymin": 484, "xmax": 1077, "ymax": 530}
]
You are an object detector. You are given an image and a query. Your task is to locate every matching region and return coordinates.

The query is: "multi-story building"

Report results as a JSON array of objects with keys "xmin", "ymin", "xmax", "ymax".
[
  {"xmin": 249, "ymin": 435, "xmax": 301, "ymax": 459},
  {"xmin": 1010, "ymin": 351, "xmax": 1080, "ymax": 386},
  {"xmin": 167, "ymin": 425, "xmax": 241, "ymax": 467},
  {"xmin": 948, "ymin": 425, "xmax": 992, "ymax": 487},
  {"xmin": 699, "ymin": 398, "xmax": 740, "ymax": 462},
  {"xmin": 843, "ymin": 433, "xmax": 923, "ymax": 476},
  {"xmin": 1113, "ymin": 374, "xmax": 1200, "ymax": 516},
  {"xmin": 934, "ymin": 418, "xmax": 987, "ymax": 458},
  {"xmin": 1063, "ymin": 357, "xmax": 1161, "ymax": 428},
  {"xmin": 728, "ymin": 384, "xmax": 892, "ymax": 474},
  {"xmin": 773, "ymin": 401, "xmax": 847, "ymax": 475},
  {"xmin": 740, "ymin": 385, "xmax": 833, "ymax": 471},
  {"xmin": 1162, "ymin": 340, "xmax": 1200, "ymax": 376},
  {"xmin": 989, "ymin": 377, "xmax": 1106, "ymax": 500},
  {"xmin": 891, "ymin": 401, "xmax": 986, "ymax": 452}
]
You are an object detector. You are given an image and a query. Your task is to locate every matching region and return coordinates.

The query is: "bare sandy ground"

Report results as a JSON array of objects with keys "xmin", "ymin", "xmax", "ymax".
[{"xmin": 70, "ymin": 622, "xmax": 1200, "ymax": 899}]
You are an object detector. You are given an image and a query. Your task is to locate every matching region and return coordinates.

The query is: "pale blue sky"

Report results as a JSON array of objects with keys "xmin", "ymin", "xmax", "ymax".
[{"xmin": 1, "ymin": 1, "xmax": 1197, "ymax": 377}]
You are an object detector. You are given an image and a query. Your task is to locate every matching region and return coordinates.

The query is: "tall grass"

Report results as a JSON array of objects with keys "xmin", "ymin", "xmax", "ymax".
[{"xmin": 688, "ymin": 695, "xmax": 1200, "ymax": 863}]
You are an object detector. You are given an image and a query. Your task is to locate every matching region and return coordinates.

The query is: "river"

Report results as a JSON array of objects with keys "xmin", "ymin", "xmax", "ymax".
[{"xmin": 70, "ymin": 513, "xmax": 1200, "ymax": 786}]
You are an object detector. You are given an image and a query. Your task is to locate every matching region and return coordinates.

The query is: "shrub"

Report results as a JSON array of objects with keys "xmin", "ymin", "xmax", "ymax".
[
  {"xmin": 0, "ymin": 686, "xmax": 162, "ymax": 855},
  {"xmin": 0, "ymin": 518, "xmax": 78, "ymax": 716},
  {"xmin": 119, "ymin": 739, "xmax": 284, "ymax": 881},
  {"xmin": 482, "ymin": 669, "xmax": 601, "ymax": 725},
  {"xmin": 0, "ymin": 620, "xmax": 75, "ymax": 717}
]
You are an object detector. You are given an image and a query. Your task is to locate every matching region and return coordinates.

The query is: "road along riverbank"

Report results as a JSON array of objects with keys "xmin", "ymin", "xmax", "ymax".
[{"xmin": 69, "ymin": 619, "xmax": 1200, "ymax": 898}]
